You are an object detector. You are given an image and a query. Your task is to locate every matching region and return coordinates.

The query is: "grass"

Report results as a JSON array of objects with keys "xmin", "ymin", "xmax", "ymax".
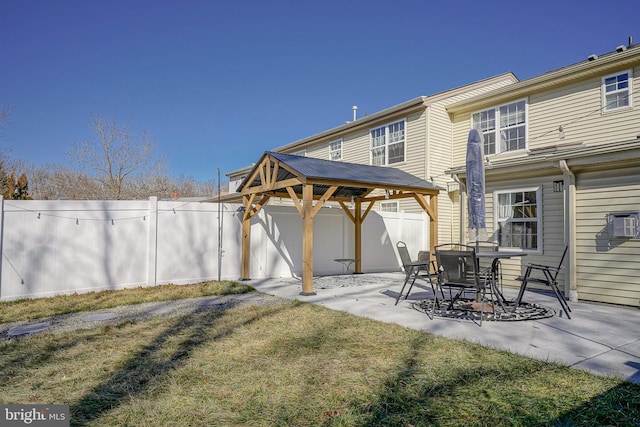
[
  {"xmin": 1, "ymin": 282, "xmax": 639, "ymax": 426},
  {"xmin": 0, "ymin": 281, "xmax": 253, "ymax": 323}
]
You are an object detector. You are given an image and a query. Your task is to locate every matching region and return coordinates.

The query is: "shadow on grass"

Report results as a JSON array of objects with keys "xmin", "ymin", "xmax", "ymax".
[
  {"xmin": 553, "ymin": 382, "xmax": 640, "ymax": 426},
  {"xmin": 69, "ymin": 301, "xmax": 291, "ymax": 426},
  {"xmin": 342, "ymin": 335, "xmax": 640, "ymax": 427}
]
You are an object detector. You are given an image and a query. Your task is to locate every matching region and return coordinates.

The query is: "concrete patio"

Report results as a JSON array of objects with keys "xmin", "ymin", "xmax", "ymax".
[{"xmin": 248, "ymin": 272, "xmax": 640, "ymax": 384}]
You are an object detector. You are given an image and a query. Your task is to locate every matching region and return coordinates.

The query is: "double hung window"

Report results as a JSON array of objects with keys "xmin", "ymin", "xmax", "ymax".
[
  {"xmin": 329, "ymin": 140, "xmax": 342, "ymax": 161},
  {"xmin": 472, "ymin": 100, "xmax": 527, "ymax": 155},
  {"xmin": 370, "ymin": 120, "xmax": 405, "ymax": 166},
  {"xmin": 603, "ymin": 70, "xmax": 632, "ymax": 112},
  {"xmin": 494, "ymin": 187, "xmax": 541, "ymax": 251}
]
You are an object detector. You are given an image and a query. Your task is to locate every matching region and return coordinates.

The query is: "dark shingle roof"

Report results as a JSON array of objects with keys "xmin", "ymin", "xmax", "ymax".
[{"xmin": 238, "ymin": 152, "xmax": 443, "ymax": 199}]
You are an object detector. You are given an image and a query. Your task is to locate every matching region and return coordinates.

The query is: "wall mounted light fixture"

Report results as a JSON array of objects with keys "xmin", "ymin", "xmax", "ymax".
[{"xmin": 553, "ymin": 180, "xmax": 564, "ymax": 192}]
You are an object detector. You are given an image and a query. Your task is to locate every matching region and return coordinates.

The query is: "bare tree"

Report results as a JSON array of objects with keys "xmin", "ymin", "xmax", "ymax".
[
  {"xmin": 68, "ymin": 114, "xmax": 157, "ymax": 199},
  {"xmin": 27, "ymin": 164, "xmax": 103, "ymax": 200}
]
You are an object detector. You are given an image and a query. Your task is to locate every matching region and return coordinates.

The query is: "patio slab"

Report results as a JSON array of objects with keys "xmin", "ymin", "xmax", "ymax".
[
  {"xmin": 7, "ymin": 322, "xmax": 51, "ymax": 337},
  {"xmin": 248, "ymin": 273, "xmax": 640, "ymax": 384}
]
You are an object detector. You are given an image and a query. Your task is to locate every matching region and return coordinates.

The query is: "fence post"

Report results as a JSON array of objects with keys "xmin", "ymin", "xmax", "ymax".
[{"xmin": 147, "ymin": 196, "xmax": 158, "ymax": 287}]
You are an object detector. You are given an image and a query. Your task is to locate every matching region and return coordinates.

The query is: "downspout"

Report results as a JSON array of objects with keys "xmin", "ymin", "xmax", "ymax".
[
  {"xmin": 453, "ymin": 174, "xmax": 465, "ymax": 244},
  {"xmin": 559, "ymin": 160, "xmax": 578, "ymax": 302},
  {"xmin": 425, "ymin": 105, "xmax": 432, "ymax": 246}
]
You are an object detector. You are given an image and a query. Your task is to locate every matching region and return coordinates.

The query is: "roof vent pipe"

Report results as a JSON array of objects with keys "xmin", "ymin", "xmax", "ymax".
[
  {"xmin": 629, "ymin": 36, "xmax": 634, "ymax": 48},
  {"xmin": 352, "ymin": 105, "xmax": 358, "ymax": 121}
]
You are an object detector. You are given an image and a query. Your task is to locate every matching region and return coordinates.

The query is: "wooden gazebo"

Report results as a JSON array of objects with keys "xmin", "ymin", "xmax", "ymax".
[{"xmin": 236, "ymin": 152, "xmax": 443, "ymax": 295}]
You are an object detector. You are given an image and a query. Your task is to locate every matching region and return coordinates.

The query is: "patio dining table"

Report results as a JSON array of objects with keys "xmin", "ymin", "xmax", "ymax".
[{"xmin": 476, "ymin": 251, "xmax": 527, "ymax": 308}]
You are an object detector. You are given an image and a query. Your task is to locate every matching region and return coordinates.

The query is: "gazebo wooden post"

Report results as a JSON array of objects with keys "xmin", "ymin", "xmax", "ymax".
[
  {"xmin": 301, "ymin": 183, "xmax": 316, "ymax": 295},
  {"xmin": 354, "ymin": 199, "xmax": 363, "ymax": 273},
  {"xmin": 241, "ymin": 195, "xmax": 251, "ymax": 280}
]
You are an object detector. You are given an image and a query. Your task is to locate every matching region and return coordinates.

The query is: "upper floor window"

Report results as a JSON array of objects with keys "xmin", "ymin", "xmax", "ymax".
[
  {"xmin": 494, "ymin": 187, "xmax": 541, "ymax": 251},
  {"xmin": 370, "ymin": 120, "xmax": 405, "ymax": 166},
  {"xmin": 291, "ymin": 149, "xmax": 306, "ymax": 157},
  {"xmin": 472, "ymin": 99, "xmax": 527, "ymax": 155},
  {"xmin": 329, "ymin": 139, "xmax": 342, "ymax": 161},
  {"xmin": 603, "ymin": 70, "xmax": 632, "ymax": 112}
]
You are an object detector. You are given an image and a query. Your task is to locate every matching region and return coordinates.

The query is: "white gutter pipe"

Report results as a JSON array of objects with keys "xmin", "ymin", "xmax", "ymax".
[
  {"xmin": 559, "ymin": 160, "xmax": 578, "ymax": 302},
  {"xmin": 453, "ymin": 174, "xmax": 465, "ymax": 244}
]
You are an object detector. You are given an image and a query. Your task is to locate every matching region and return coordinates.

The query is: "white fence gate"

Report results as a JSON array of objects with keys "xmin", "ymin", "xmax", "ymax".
[{"xmin": 0, "ymin": 197, "xmax": 429, "ymax": 301}]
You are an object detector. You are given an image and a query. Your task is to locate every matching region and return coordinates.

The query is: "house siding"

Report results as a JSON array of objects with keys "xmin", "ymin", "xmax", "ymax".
[
  {"xmin": 451, "ymin": 64, "xmax": 640, "ymax": 167},
  {"xmin": 575, "ymin": 168, "xmax": 640, "ymax": 306},
  {"xmin": 529, "ymin": 65, "xmax": 640, "ymax": 151},
  {"xmin": 469, "ymin": 176, "xmax": 567, "ymax": 289},
  {"xmin": 422, "ymin": 77, "xmax": 517, "ymax": 242}
]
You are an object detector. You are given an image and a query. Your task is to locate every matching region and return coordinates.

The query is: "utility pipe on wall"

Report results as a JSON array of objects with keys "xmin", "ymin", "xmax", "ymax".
[{"xmin": 559, "ymin": 160, "xmax": 578, "ymax": 302}]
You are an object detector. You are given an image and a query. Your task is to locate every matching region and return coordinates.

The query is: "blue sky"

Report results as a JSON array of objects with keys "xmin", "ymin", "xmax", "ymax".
[{"xmin": 1, "ymin": 0, "xmax": 638, "ymax": 183}]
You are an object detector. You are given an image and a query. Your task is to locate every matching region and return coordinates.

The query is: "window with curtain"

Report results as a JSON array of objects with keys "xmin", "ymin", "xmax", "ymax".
[{"xmin": 494, "ymin": 187, "xmax": 541, "ymax": 251}]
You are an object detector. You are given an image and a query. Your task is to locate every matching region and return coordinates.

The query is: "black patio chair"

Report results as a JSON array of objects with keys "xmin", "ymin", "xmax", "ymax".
[
  {"xmin": 394, "ymin": 241, "xmax": 437, "ymax": 305},
  {"xmin": 513, "ymin": 246, "xmax": 571, "ymax": 318},
  {"xmin": 434, "ymin": 243, "xmax": 495, "ymax": 326}
]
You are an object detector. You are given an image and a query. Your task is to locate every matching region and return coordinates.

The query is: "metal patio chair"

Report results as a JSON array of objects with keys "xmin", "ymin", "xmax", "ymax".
[
  {"xmin": 434, "ymin": 243, "xmax": 495, "ymax": 326},
  {"xmin": 395, "ymin": 241, "xmax": 437, "ymax": 305},
  {"xmin": 513, "ymin": 246, "xmax": 571, "ymax": 318}
]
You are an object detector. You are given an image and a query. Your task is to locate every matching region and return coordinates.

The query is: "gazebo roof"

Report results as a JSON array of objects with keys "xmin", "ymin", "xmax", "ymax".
[{"xmin": 238, "ymin": 151, "xmax": 443, "ymax": 200}]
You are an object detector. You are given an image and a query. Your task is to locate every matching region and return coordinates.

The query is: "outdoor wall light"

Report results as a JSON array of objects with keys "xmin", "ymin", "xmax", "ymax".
[
  {"xmin": 553, "ymin": 180, "xmax": 564, "ymax": 192},
  {"xmin": 558, "ymin": 125, "xmax": 565, "ymax": 139},
  {"xmin": 384, "ymin": 189, "xmax": 390, "ymax": 199}
]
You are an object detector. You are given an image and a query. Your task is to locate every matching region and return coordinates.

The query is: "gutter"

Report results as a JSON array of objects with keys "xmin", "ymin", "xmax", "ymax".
[
  {"xmin": 452, "ymin": 174, "xmax": 465, "ymax": 244},
  {"xmin": 558, "ymin": 160, "xmax": 578, "ymax": 302},
  {"xmin": 447, "ymin": 138, "xmax": 640, "ymax": 177}
]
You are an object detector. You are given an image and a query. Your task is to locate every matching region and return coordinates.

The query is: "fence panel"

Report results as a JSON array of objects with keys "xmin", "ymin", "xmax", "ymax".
[{"xmin": 0, "ymin": 197, "xmax": 429, "ymax": 300}]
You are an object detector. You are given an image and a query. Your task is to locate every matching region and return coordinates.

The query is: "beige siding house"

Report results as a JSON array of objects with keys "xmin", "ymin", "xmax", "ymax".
[{"xmin": 447, "ymin": 43, "xmax": 640, "ymax": 307}]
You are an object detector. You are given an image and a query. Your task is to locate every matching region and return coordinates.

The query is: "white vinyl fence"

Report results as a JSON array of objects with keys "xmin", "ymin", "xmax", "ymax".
[{"xmin": 0, "ymin": 196, "xmax": 430, "ymax": 301}]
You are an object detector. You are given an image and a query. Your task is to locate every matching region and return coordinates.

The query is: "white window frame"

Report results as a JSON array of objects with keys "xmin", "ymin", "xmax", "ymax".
[
  {"xmin": 291, "ymin": 149, "xmax": 307, "ymax": 157},
  {"xmin": 379, "ymin": 200, "xmax": 399, "ymax": 213},
  {"xmin": 329, "ymin": 139, "xmax": 342, "ymax": 161},
  {"xmin": 602, "ymin": 69, "xmax": 632, "ymax": 112},
  {"xmin": 472, "ymin": 99, "xmax": 528, "ymax": 156},
  {"xmin": 493, "ymin": 186, "xmax": 542, "ymax": 253},
  {"xmin": 369, "ymin": 119, "xmax": 406, "ymax": 166}
]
